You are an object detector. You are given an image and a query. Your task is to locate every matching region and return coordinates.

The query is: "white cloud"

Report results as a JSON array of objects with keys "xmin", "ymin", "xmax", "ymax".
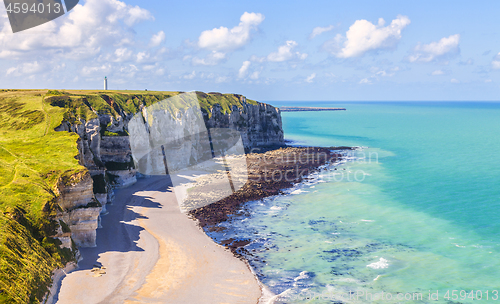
[
  {"xmin": 150, "ymin": 31, "xmax": 165, "ymax": 47},
  {"xmin": 305, "ymin": 73, "xmax": 316, "ymax": 83},
  {"xmin": 370, "ymin": 66, "xmax": 399, "ymax": 78},
  {"xmin": 81, "ymin": 64, "xmax": 111, "ymax": 77},
  {"xmin": 267, "ymin": 40, "xmax": 307, "ymax": 62},
  {"xmin": 432, "ymin": 70, "xmax": 444, "ymax": 75},
  {"xmin": 309, "ymin": 25, "xmax": 335, "ymax": 39},
  {"xmin": 409, "ymin": 34, "xmax": 460, "ymax": 63},
  {"xmin": 238, "ymin": 60, "xmax": 251, "ymax": 78},
  {"xmin": 238, "ymin": 41, "xmax": 307, "ymax": 81},
  {"xmin": 0, "ymin": 0, "xmax": 171, "ymax": 86},
  {"xmin": 113, "ymin": 47, "xmax": 133, "ymax": 62},
  {"xmin": 459, "ymin": 58, "xmax": 473, "ymax": 65},
  {"xmin": 197, "ymin": 12, "xmax": 264, "ymax": 52},
  {"xmin": 141, "ymin": 63, "xmax": 165, "ymax": 76},
  {"xmin": 249, "ymin": 55, "xmax": 266, "ymax": 63},
  {"xmin": 485, "ymin": 79, "xmax": 492, "ymax": 83},
  {"xmin": 0, "ymin": 0, "xmax": 153, "ymax": 59},
  {"xmin": 491, "ymin": 52, "xmax": 500, "ymax": 69},
  {"xmin": 451, "ymin": 78, "xmax": 460, "ymax": 83},
  {"xmin": 249, "ymin": 71, "xmax": 260, "ymax": 80},
  {"xmin": 192, "ymin": 51, "xmax": 227, "ymax": 66},
  {"xmin": 6, "ymin": 61, "xmax": 42, "ymax": 76},
  {"xmin": 142, "ymin": 65, "xmax": 156, "ymax": 71},
  {"xmin": 192, "ymin": 13, "xmax": 263, "ymax": 67},
  {"xmin": 124, "ymin": 6, "xmax": 153, "ymax": 26},
  {"xmin": 359, "ymin": 78, "xmax": 372, "ymax": 84},
  {"xmin": 183, "ymin": 71, "xmax": 196, "ymax": 79},
  {"xmin": 136, "ymin": 51, "xmax": 149, "ymax": 62},
  {"xmin": 118, "ymin": 64, "xmax": 138, "ymax": 75},
  {"xmin": 215, "ymin": 76, "xmax": 229, "ymax": 83},
  {"xmin": 324, "ymin": 15, "xmax": 410, "ymax": 58}
]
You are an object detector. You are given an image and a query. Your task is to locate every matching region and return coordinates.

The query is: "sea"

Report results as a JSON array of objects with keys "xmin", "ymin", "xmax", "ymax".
[{"xmin": 205, "ymin": 102, "xmax": 500, "ymax": 303}]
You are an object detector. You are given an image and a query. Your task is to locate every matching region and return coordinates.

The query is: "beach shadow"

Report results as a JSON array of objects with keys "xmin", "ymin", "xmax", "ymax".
[{"xmin": 76, "ymin": 175, "xmax": 174, "ymax": 271}]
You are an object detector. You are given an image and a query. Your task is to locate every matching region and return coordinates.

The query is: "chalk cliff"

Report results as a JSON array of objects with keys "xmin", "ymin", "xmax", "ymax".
[{"xmin": 53, "ymin": 91, "xmax": 284, "ymax": 248}]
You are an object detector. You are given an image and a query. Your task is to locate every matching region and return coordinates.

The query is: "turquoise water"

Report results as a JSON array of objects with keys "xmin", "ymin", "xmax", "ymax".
[{"xmin": 208, "ymin": 102, "xmax": 500, "ymax": 303}]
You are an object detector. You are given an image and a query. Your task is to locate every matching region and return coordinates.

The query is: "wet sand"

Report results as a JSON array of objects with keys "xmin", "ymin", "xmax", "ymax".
[
  {"xmin": 55, "ymin": 175, "xmax": 261, "ymax": 304},
  {"xmin": 190, "ymin": 147, "xmax": 349, "ymax": 230}
]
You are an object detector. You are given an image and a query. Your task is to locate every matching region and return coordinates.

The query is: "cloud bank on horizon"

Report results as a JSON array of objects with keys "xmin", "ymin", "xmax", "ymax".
[{"xmin": 1, "ymin": 0, "xmax": 500, "ymax": 101}]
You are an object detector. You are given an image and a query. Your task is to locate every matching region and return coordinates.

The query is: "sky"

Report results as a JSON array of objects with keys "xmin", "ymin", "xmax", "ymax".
[{"xmin": 1, "ymin": 0, "xmax": 500, "ymax": 101}]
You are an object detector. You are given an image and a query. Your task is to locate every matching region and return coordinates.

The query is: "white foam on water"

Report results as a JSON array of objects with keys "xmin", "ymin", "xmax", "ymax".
[
  {"xmin": 270, "ymin": 206, "xmax": 282, "ymax": 210},
  {"xmin": 294, "ymin": 271, "xmax": 310, "ymax": 281},
  {"xmin": 366, "ymin": 257, "xmax": 389, "ymax": 269},
  {"xmin": 290, "ymin": 189, "xmax": 309, "ymax": 195},
  {"xmin": 335, "ymin": 277, "xmax": 363, "ymax": 284},
  {"xmin": 361, "ymin": 219, "xmax": 375, "ymax": 222},
  {"xmin": 262, "ymin": 288, "xmax": 293, "ymax": 304}
]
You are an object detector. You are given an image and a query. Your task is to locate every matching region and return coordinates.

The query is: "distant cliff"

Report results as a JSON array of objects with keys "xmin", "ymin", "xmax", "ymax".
[{"xmin": 280, "ymin": 106, "xmax": 346, "ymax": 112}]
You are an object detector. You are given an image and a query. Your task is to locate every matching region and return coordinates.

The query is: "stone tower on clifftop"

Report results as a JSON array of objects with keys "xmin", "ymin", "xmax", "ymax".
[{"xmin": 104, "ymin": 76, "xmax": 108, "ymax": 90}]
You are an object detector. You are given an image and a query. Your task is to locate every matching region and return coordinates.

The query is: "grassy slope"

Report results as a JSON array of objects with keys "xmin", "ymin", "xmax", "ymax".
[
  {"xmin": 0, "ymin": 90, "xmax": 84, "ymax": 304},
  {"xmin": 0, "ymin": 89, "xmax": 257, "ymax": 303}
]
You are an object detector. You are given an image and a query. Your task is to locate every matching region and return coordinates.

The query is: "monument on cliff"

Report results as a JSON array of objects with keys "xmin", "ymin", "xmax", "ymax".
[{"xmin": 104, "ymin": 76, "xmax": 108, "ymax": 90}]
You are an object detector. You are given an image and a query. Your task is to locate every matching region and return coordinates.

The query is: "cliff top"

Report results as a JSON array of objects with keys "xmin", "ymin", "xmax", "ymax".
[{"xmin": 42, "ymin": 89, "xmax": 258, "ymax": 120}]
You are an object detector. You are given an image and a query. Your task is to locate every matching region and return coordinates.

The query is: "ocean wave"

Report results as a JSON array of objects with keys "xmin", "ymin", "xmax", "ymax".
[
  {"xmin": 294, "ymin": 271, "xmax": 310, "ymax": 281},
  {"xmin": 290, "ymin": 189, "xmax": 309, "ymax": 195},
  {"xmin": 366, "ymin": 257, "xmax": 389, "ymax": 269},
  {"xmin": 335, "ymin": 277, "xmax": 364, "ymax": 284}
]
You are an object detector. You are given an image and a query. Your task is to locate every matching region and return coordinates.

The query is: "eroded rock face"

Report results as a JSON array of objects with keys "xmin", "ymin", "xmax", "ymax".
[
  {"xmin": 205, "ymin": 102, "xmax": 284, "ymax": 150},
  {"xmin": 86, "ymin": 118, "xmax": 101, "ymax": 161},
  {"xmin": 60, "ymin": 207, "xmax": 102, "ymax": 247},
  {"xmin": 56, "ymin": 172, "xmax": 95, "ymax": 211},
  {"xmin": 54, "ymin": 171, "xmax": 101, "ymax": 247},
  {"xmin": 95, "ymin": 193, "xmax": 107, "ymax": 213},
  {"xmin": 107, "ymin": 169, "xmax": 137, "ymax": 188},
  {"xmin": 100, "ymin": 136, "xmax": 132, "ymax": 164}
]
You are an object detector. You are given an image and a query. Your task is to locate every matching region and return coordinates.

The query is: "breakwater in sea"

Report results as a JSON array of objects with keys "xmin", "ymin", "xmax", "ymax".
[{"xmin": 280, "ymin": 107, "xmax": 346, "ymax": 112}]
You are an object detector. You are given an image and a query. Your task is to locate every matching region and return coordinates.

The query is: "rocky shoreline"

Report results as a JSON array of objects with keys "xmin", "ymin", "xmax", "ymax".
[{"xmin": 189, "ymin": 146, "xmax": 353, "ymax": 255}]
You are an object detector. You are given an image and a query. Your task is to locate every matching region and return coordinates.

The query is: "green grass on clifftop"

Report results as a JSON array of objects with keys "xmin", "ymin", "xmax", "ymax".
[{"xmin": 0, "ymin": 90, "xmax": 84, "ymax": 303}]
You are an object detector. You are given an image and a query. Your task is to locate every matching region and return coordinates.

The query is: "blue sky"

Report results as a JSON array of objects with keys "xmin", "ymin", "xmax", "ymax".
[{"xmin": 1, "ymin": 0, "xmax": 500, "ymax": 101}]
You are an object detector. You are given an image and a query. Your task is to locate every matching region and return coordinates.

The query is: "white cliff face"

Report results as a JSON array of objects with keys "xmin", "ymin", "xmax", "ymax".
[
  {"xmin": 59, "ymin": 207, "xmax": 102, "ymax": 247},
  {"xmin": 205, "ymin": 102, "xmax": 284, "ymax": 150},
  {"xmin": 86, "ymin": 118, "xmax": 101, "ymax": 162},
  {"xmin": 100, "ymin": 136, "xmax": 133, "ymax": 164},
  {"xmin": 54, "ymin": 172, "xmax": 102, "ymax": 247},
  {"xmin": 55, "ymin": 172, "xmax": 95, "ymax": 211},
  {"xmin": 129, "ymin": 105, "xmax": 213, "ymax": 175}
]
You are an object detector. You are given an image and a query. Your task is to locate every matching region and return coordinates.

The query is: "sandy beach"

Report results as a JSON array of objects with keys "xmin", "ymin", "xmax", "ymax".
[{"xmin": 54, "ymin": 175, "xmax": 261, "ymax": 304}]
